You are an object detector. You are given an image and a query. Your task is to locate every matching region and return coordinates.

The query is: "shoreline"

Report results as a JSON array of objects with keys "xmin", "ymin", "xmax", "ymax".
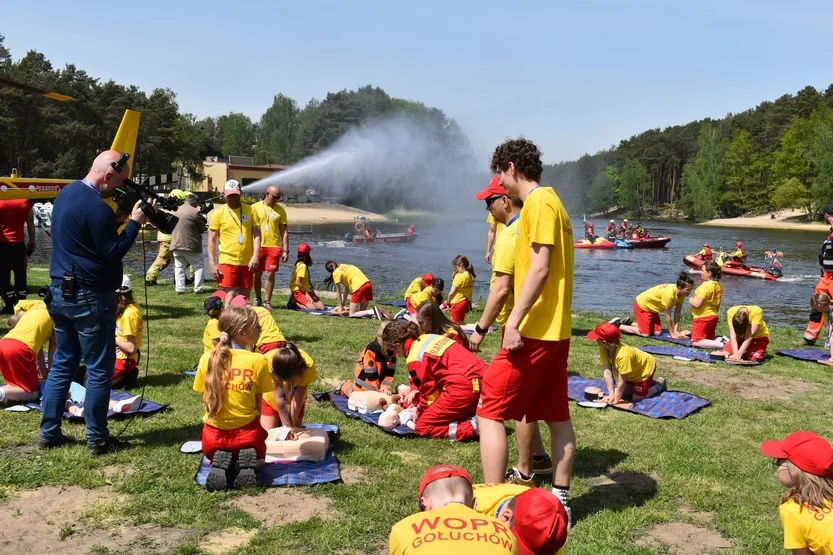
[
  {"xmin": 282, "ymin": 203, "xmax": 388, "ymax": 224},
  {"xmin": 696, "ymin": 209, "xmax": 828, "ymax": 232}
]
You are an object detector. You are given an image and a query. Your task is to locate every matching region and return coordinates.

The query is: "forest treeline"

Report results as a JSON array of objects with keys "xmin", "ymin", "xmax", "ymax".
[
  {"xmin": 0, "ymin": 36, "xmax": 471, "ymax": 211},
  {"xmin": 545, "ymin": 85, "xmax": 833, "ymax": 220}
]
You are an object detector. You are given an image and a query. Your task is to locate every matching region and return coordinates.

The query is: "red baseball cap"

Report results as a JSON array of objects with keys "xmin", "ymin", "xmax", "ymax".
[
  {"xmin": 422, "ymin": 272, "xmax": 434, "ymax": 285},
  {"xmin": 474, "ymin": 176, "xmax": 507, "ymax": 200},
  {"xmin": 587, "ymin": 322, "xmax": 620, "ymax": 342},
  {"xmin": 761, "ymin": 431, "xmax": 833, "ymax": 477},
  {"xmin": 229, "ymin": 295, "xmax": 250, "ymax": 307},
  {"xmin": 298, "ymin": 242, "xmax": 312, "ymax": 254},
  {"xmin": 418, "ymin": 465, "xmax": 472, "ymax": 498},
  {"xmin": 211, "ymin": 290, "xmax": 227, "ymax": 301},
  {"xmin": 512, "ymin": 489, "xmax": 568, "ymax": 555},
  {"xmin": 703, "ymin": 242, "xmax": 710, "ymax": 248}
]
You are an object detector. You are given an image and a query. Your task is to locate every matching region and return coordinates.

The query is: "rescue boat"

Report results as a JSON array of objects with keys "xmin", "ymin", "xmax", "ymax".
[
  {"xmin": 682, "ymin": 254, "xmax": 780, "ymax": 281},
  {"xmin": 628, "ymin": 235, "xmax": 672, "ymax": 248},
  {"xmin": 574, "ymin": 238, "xmax": 616, "ymax": 249}
]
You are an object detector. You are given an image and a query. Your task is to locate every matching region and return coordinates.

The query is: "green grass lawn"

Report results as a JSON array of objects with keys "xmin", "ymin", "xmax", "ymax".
[{"xmin": 0, "ymin": 267, "xmax": 830, "ymax": 554}]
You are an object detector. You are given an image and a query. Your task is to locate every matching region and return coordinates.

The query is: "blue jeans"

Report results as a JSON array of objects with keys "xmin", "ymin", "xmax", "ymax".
[{"xmin": 40, "ymin": 285, "xmax": 116, "ymax": 444}]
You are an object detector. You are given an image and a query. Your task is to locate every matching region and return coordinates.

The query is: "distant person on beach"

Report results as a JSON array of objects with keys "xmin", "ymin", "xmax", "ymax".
[
  {"xmin": 251, "ymin": 185, "xmax": 288, "ymax": 310},
  {"xmin": 0, "ymin": 199, "xmax": 35, "ymax": 314},
  {"xmin": 288, "ymin": 243, "xmax": 325, "ymax": 311},
  {"xmin": 804, "ymin": 203, "xmax": 833, "ymax": 345},
  {"xmin": 208, "ymin": 179, "xmax": 261, "ymax": 299},
  {"xmin": 618, "ymin": 273, "xmax": 694, "ymax": 339},
  {"xmin": 324, "ymin": 261, "xmax": 374, "ymax": 316}
]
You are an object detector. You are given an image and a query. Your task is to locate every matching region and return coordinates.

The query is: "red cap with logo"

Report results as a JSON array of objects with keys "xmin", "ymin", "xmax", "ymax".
[
  {"xmin": 229, "ymin": 295, "xmax": 250, "ymax": 307},
  {"xmin": 298, "ymin": 242, "xmax": 312, "ymax": 254},
  {"xmin": 422, "ymin": 272, "xmax": 434, "ymax": 285},
  {"xmin": 512, "ymin": 489, "xmax": 568, "ymax": 555},
  {"xmin": 761, "ymin": 431, "xmax": 833, "ymax": 477},
  {"xmin": 418, "ymin": 465, "xmax": 472, "ymax": 498},
  {"xmin": 587, "ymin": 322, "xmax": 621, "ymax": 343},
  {"xmin": 475, "ymin": 176, "xmax": 507, "ymax": 200}
]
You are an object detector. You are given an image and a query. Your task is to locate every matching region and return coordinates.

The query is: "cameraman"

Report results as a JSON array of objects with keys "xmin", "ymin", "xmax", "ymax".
[{"xmin": 39, "ymin": 150, "xmax": 151, "ymax": 454}]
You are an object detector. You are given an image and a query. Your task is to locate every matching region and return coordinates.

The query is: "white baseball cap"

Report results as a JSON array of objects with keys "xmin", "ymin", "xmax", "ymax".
[
  {"xmin": 223, "ymin": 179, "xmax": 241, "ymax": 197},
  {"xmin": 117, "ymin": 274, "xmax": 132, "ymax": 293}
]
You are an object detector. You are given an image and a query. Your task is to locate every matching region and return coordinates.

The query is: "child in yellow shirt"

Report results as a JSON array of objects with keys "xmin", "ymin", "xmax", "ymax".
[
  {"xmin": 689, "ymin": 261, "xmax": 725, "ymax": 348},
  {"xmin": 202, "ymin": 291, "xmax": 226, "ymax": 353},
  {"xmin": 446, "ymin": 255, "xmax": 475, "ymax": 324},
  {"xmin": 114, "ymin": 276, "xmax": 143, "ymax": 388},
  {"xmin": 761, "ymin": 431, "xmax": 833, "ymax": 555},
  {"xmin": 260, "ymin": 343, "xmax": 317, "ymax": 432}
]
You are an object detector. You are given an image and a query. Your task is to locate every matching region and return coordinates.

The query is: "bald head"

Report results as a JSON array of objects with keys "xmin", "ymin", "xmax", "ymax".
[
  {"xmin": 265, "ymin": 185, "xmax": 282, "ymax": 206},
  {"xmin": 86, "ymin": 150, "xmax": 129, "ymax": 198}
]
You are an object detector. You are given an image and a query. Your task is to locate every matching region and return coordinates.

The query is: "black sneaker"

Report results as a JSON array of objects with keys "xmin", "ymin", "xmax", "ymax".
[
  {"xmin": 145, "ymin": 280, "xmax": 158, "ymax": 287},
  {"xmin": 608, "ymin": 317, "xmax": 622, "ymax": 326},
  {"xmin": 88, "ymin": 436, "xmax": 130, "ymax": 456},
  {"xmin": 38, "ymin": 433, "xmax": 77, "ymax": 450},
  {"xmin": 185, "ymin": 276, "xmax": 194, "ymax": 285},
  {"xmin": 253, "ymin": 297, "xmax": 263, "ymax": 307},
  {"xmin": 622, "ymin": 316, "xmax": 633, "ymax": 326},
  {"xmin": 206, "ymin": 450, "xmax": 233, "ymax": 492},
  {"xmin": 234, "ymin": 447, "xmax": 259, "ymax": 489}
]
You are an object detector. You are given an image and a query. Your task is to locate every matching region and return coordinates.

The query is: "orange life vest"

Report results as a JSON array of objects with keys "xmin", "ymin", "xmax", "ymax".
[{"xmin": 339, "ymin": 341, "xmax": 397, "ymax": 396}]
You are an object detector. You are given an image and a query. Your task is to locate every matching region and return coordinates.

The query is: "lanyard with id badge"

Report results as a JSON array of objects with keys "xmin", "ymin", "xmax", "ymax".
[
  {"xmin": 261, "ymin": 205, "xmax": 271, "ymax": 233},
  {"xmin": 227, "ymin": 206, "xmax": 245, "ymax": 244}
]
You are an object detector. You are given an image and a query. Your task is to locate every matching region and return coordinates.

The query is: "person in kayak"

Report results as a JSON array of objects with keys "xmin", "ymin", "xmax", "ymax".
[
  {"xmin": 605, "ymin": 220, "xmax": 616, "ymax": 240},
  {"xmin": 725, "ymin": 241, "xmax": 746, "ymax": 267},
  {"xmin": 584, "ymin": 221, "xmax": 598, "ymax": 242},
  {"xmin": 698, "ymin": 242, "xmax": 714, "ymax": 261},
  {"xmin": 619, "ymin": 272, "xmax": 694, "ymax": 339},
  {"xmin": 619, "ymin": 219, "xmax": 628, "ymax": 239},
  {"xmin": 689, "ymin": 261, "xmax": 725, "ymax": 348}
]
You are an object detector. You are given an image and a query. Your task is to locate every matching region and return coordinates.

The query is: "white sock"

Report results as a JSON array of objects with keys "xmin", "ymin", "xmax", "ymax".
[
  {"xmin": 552, "ymin": 486, "xmax": 569, "ymax": 506},
  {"xmin": 0, "ymin": 388, "xmax": 6, "ymax": 401}
]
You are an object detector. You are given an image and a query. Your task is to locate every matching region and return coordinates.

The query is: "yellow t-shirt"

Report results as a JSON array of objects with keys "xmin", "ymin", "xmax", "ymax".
[
  {"xmin": 13, "ymin": 299, "xmax": 46, "ymax": 314},
  {"xmin": 115, "ymin": 303, "xmax": 143, "ymax": 361},
  {"xmin": 473, "ymin": 483, "xmax": 531, "ymax": 518},
  {"xmin": 253, "ymin": 306, "xmax": 286, "ymax": 347},
  {"xmin": 290, "ymin": 261, "xmax": 311, "ymax": 293},
  {"xmin": 487, "ymin": 212, "xmax": 506, "ymax": 237},
  {"xmin": 410, "ymin": 286, "xmax": 435, "ymax": 309},
  {"xmin": 405, "ymin": 276, "xmax": 426, "ymax": 301},
  {"xmin": 251, "ymin": 200, "xmax": 287, "ymax": 248},
  {"xmin": 193, "ymin": 349, "xmax": 273, "ymax": 430},
  {"xmin": 636, "ymin": 283, "xmax": 683, "ymax": 314},
  {"xmin": 515, "ymin": 187, "xmax": 574, "ymax": 341},
  {"xmin": 600, "ymin": 343, "xmax": 656, "ymax": 384},
  {"xmin": 208, "ymin": 203, "xmax": 257, "ymax": 266},
  {"xmin": 332, "ymin": 264, "xmax": 370, "ymax": 292},
  {"xmin": 691, "ymin": 280, "xmax": 723, "ymax": 319},
  {"xmin": 491, "ymin": 219, "xmax": 518, "ymax": 327},
  {"xmin": 726, "ymin": 305, "xmax": 770, "ymax": 339},
  {"xmin": 780, "ymin": 499, "xmax": 833, "ymax": 555},
  {"xmin": 203, "ymin": 318, "xmax": 220, "ymax": 353},
  {"xmin": 450, "ymin": 271, "xmax": 474, "ymax": 305},
  {"xmin": 389, "ymin": 503, "xmax": 518, "ymax": 555},
  {"xmin": 262, "ymin": 348, "xmax": 317, "ymax": 412},
  {"xmin": 5, "ymin": 306, "xmax": 52, "ymax": 353}
]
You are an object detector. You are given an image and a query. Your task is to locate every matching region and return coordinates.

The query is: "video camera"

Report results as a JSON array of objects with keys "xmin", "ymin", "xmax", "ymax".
[{"xmin": 109, "ymin": 153, "xmax": 179, "ymax": 234}]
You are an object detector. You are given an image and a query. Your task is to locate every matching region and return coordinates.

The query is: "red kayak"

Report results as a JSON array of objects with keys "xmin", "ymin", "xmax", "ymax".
[
  {"xmin": 352, "ymin": 233, "xmax": 418, "ymax": 244},
  {"xmin": 683, "ymin": 254, "xmax": 779, "ymax": 281},
  {"xmin": 628, "ymin": 235, "xmax": 671, "ymax": 248},
  {"xmin": 575, "ymin": 239, "xmax": 616, "ymax": 249}
]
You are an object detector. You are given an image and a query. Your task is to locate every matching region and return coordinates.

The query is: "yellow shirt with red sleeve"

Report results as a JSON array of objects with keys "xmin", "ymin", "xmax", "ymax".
[
  {"xmin": 490, "ymin": 218, "xmax": 518, "ymax": 327},
  {"xmin": 450, "ymin": 271, "xmax": 474, "ymax": 305},
  {"xmin": 405, "ymin": 277, "xmax": 425, "ymax": 301},
  {"xmin": 487, "ymin": 212, "xmax": 506, "ymax": 237},
  {"xmin": 261, "ymin": 348, "xmax": 317, "ymax": 412},
  {"xmin": 600, "ymin": 343, "xmax": 656, "ymax": 384},
  {"xmin": 389, "ymin": 502, "xmax": 518, "ymax": 555},
  {"xmin": 691, "ymin": 280, "xmax": 723, "ymax": 318},
  {"xmin": 253, "ymin": 306, "xmax": 286, "ymax": 348},
  {"xmin": 726, "ymin": 305, "xmax": 770, "ymax": 339},
  {"xmin": 332, "ymin": 264, "xmax": 370, "ymax": 292},
  {"xmin": 636, "ymin": 283, "xmax": 682, "ymax": 314},
  {"xmin": 193, "ymin": 349, "xmax": 273, "ymax": 430},
  {"xmin": 203, "ymin": 318, "xmax": 220, "ymax": 353},
  {"xmin": 290, "ymin": 261, "xmax": 311, "ymax": 293},
  {"xmin": 515, "ymin": 187, "xmax": 574, "ymax": 341},
  {"xmin": 780, "ymin": 499, "xmax": 833, "ymax": 555},
  {"xmin": 405, "ymin": 334, "xmax": 484, "ymax": 408},
  {"xmin": 115, "ymin": 303, "xmax": 143, "ymax": 361},
  {"xmin": 251, "ymin": 200, "xmax": 287, "ymax": 248},
  {"xmin": 5, "ymin": 305, "xmax": 52, "ymax": 353},
  {"xmin": 208, "ymin": 203, "xmax": 257, "ymax": 266}
]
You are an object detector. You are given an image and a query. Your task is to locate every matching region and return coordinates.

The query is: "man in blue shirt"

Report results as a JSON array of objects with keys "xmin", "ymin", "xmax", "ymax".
[{"xmin": 40, "ymin": 150, "xmax": 149, "ymax": 454}]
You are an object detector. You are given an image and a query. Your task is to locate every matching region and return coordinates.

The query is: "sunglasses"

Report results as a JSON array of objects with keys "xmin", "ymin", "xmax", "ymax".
[
  {"xmin": 771, "ymin": 458, "xmax": 788, "ymax": 469},
  {"xmin": 485, "ymin": 195, "xmax": 505, "ymax": 208},
  {"xmin": 267, "ymin": 192, "xmax": 281, "ymax": 199}
]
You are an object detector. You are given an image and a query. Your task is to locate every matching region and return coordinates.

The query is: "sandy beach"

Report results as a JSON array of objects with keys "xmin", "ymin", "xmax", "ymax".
[
  {"xmin": 279, "ymin": 203, "xmax": 388, "ymax": 225},
  {"xmin": 697, "ymin": 209, "xmax": 828, "ymax": 231}
]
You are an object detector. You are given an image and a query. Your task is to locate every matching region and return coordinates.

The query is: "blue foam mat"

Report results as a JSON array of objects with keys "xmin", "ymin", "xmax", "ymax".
[
  {"xmin": 325, "ymin": 391, "xmax": 416, "ymax": 436},
  {"xmin": 567, "ymin": 376, "xmax": 709, "ymax": 419},
  {"xmin": 377, "ymin": 299, "xmax": 407, "ymax": 308},
  {"xmin": 776, "ymin": 348, "xmax": 829, "ymax": 362},
  {"xmin": 195, "ymin": 444, "xmax": 340, "ymax": 487},
  {"xmin": 24, "ymin": 390, "xmax": 166, "ymax": 419},
  {"xmin": 623, "ymin": 329, "xmax": 692, "ymax": 346},
  {"xmin": 639, "ymin": 345, "xmax": 713, "ymax": 363}
]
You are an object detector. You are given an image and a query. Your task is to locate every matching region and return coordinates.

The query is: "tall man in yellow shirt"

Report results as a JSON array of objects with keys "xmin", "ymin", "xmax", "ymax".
[
  {"xmin": 208, "ymin": 180, "xmax": 261, "ymax": 299},
  {"xmin": 250, "ymin": 186, "xmax": 288, "ymax": 310},
  {"xmin": 477, "ymin": 139, "xmax": 576, "ymax": 525}
]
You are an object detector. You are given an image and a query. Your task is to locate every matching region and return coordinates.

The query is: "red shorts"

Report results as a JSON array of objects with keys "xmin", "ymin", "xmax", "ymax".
[
  {"xmin": 292, "ymin": 290, "xmax": 319, "ymax": 306},
  {"xmin": 261, "ymin": 397, "xmax": 306, "ymax": 425},
  {"xmin": 724, "ymin": 336, "xmax": 770, "ymax": 362},
  {"xmin": 351, "ymin": 281, "xmax": 373, "ymax": 303},
  {"xmin": 691, "ymin": 315, "xmax": 719, "ymax": 342},
  {"xmin": 0, "ymin": 338, "xmax": 39, "ymax": 392},
  {"xmin": 113, "ymin": 357, "xmax": 138, "ymax": 384},
  {"xmin": 629, "ymin": 368, "xmax": 656, "ymax": 398},
  {"xmin": 218, "ymin": 264, "xmax": 253, "ymax": 290},
  {"xmin": 406, "ymin": 297, "xmax": 415, "ymax": 314},
  {"xmin": 450, "ymin": 300, "xmax": 470, "ymax": 323},
  {"xmin": 258, "ymin": 247, "xmax": 282, "ymax": 272},
  {"xmin": 476, "ymin": 337, "xmax": 571, "ymax": 423},
  {"xmin": 258, "ymin": 341, "xmax": 286, "ymax": 355},
  {"xmin": 634, "ymin": 300, "xmax": 662, "ymax": 335},
  {"xmin": 200, "ymin": 418, "xmax": 267, "ymax": 463}
]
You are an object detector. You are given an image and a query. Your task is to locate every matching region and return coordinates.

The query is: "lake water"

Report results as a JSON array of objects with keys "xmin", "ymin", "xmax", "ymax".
[{"xmin": 29, "ymin": 216, "xmax": 827, "ymax": 328}]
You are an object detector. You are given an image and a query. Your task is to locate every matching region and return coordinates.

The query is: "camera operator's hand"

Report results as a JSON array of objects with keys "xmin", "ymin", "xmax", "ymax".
[{"xmin": 130, "ymin": 200, "xmax": 147, "ymax": 225}]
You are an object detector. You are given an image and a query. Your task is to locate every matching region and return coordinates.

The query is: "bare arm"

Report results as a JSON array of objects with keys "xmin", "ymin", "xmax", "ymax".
[
  {"xmin": 469, "ymin": 272, "xmax": 511, "ymax": 352},
  {"xmin": 485, "ymin": 223, "xmax": 496, "ymax": 263},
  {"xmin": 36, "ymin": 349, "xmax": 48, "ymax": 380},
  {"xmin": 272, "ymin": 387, "xmax": 292, "ymax": 428},
  {"xmin": 602, "ymin": 366, "xmax": 616, "ymax": 398},
  {"xmin": 734, "ymin": 324, "xmax": 758, "ymax": 359},
  {"xmin": 335, "ymin": 284, "xmax": 345, "ymax": 310},
  {"xmin": 280, "ymin": 224, "xmax": 289, "ymax": 262},
  {"xmin": 116, "ymin": 335, "xmax": 138, "ymax": 355},
  {"xmin": 689, "ymin": 296, "xmax": 704, "ymax": 308},
  {"xmin": 248, "ymin": 226, "xmax": 261, "ymax": 272},
  {"xmin": 208, "ymin": 229, "xmax": 219, "ymax": 276},
  {"xmin": 290, "ymin": 385, "xmax": 307, "ymax": 427},
  {"xmin": 504, "ymin": 244, "xmax": 552, "ymax": 351}
]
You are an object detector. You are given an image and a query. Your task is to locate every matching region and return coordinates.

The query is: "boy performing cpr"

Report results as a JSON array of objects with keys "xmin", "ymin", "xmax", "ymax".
[{"xmin": 587, "ymin": 322, "xmax": 667, "ymax": 404}]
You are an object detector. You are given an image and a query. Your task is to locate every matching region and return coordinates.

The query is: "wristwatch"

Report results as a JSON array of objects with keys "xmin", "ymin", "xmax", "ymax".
[{"xmin": 475, "ymin": 323, "xmax": 488, "ymax": 335}]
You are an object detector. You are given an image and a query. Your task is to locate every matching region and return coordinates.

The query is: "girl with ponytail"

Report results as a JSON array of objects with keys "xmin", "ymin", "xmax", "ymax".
[
  {"xmin": 193, "ymin": 305, "xmax": 274, "ymax": 491},
  {"xmin": 446, "ymin": 255, "xmax": 476, "ymax": 324}
]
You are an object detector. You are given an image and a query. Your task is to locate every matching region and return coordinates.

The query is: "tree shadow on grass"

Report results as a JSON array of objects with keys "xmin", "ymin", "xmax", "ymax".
[{"xmin": 573, "ymin": 447, "xmax": 629, "ymax": 479}]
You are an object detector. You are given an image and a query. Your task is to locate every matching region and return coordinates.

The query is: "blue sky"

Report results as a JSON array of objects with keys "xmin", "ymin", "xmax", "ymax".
[{"xmin": 4, "ymin": 0, "xmax": 832, "ymax": 165}]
